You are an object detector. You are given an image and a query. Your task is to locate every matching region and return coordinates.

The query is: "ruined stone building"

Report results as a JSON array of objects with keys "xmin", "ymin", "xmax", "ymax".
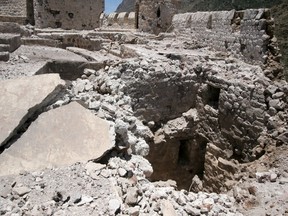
[
  {"xmin": 0, "ymin": 0, "xmax": 104, "ymax": 29},
  {"xmin": 0, "ymin": 1, "xmax": 287, "ymax": 215}
]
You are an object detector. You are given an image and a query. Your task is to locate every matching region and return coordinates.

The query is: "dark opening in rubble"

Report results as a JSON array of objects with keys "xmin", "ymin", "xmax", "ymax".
[
  {"xmin": 36, "ymin": 61, "xmax": 86, "ymax": 80},
  {"xmin": 207, "ymin": 85, "xmax": 220, "ymax": 109},
  {"xmin": 148, "ymin": 135, "xmax": 208, "ymax": 190},
  {"xmin": 157, "ymin": 7, "xmax": 161, "ymax": 18},
  {"xmin": 207, "ymin": 15, "xmax": 212, "ymax": 29},
  {"xmin": 26, "ymin": 0, "xmax": 35, "ymax": 25},
  {"xmin": 178, "ymin": 140, "xmax": 190, "ymax": 166}
]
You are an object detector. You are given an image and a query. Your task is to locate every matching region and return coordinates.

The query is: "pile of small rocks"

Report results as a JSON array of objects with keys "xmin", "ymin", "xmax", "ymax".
[{"xmin": 0, "ymin": 154, "xmax": 243, "ymax": 216}]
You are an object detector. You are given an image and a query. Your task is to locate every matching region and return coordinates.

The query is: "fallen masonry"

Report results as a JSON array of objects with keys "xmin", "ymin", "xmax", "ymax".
[
  {"xmin": 0, "ymin": 3, "xmax": 287, "ymax": 216},
  {"xmin": 0, "ymin": 74, "xmax": 65, "ymax": 148},
  {"xmin": 0, "ymin": 101, "xmax": 115, "ymax": 176}
]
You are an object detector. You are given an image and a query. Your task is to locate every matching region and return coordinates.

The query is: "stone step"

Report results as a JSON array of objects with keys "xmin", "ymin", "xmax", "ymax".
[
  {"xmin": 0, "ymin": 51, "xmax": 9, "ymax": 61},
  {"xmin": 0, "ymin": 44, "xmax": 9, "ymax": 52},
  {"xmin": 0, "ymin": 33, "xmax": 21, "ymax": 52}
]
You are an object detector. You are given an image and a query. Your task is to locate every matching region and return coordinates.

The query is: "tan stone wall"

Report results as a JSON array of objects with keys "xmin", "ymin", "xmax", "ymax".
[
  {"xmin": 172, "ymin": 9, "xmax": 281, "ymax": 72},
  {"xmin": 137, "ymin": 0, "xmax": 179, "ymax": 34},
  {"xmin": 0, "ymin": 0, "xmax": 26, "ymax": 17},
  {"xmin": 34, "ymin": 0, "xmax": 104, "ymax": 30}
]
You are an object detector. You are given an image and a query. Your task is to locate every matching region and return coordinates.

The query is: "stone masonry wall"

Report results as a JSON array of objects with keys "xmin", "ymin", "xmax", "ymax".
[
  {"xmin": 34, "ymin": 0, "xmax": 104, "ymax": 30},
  {"xmin": 0, "ymin": 0, "xmax": 26, "ymax": 17},
  {"xmin": 172, "ymin": 9, "xmax": 283, "ymax": 78},
  {"xmin": 116, "ymin": 47, "xmax": 287, "ymax": 192},
  {"xmin": 0, "ymin": 0, "xmax": 27, "ymax": 23},
  {"xmin": 138, "ymin": 0, "xmax": 179, "ymax": 34}
]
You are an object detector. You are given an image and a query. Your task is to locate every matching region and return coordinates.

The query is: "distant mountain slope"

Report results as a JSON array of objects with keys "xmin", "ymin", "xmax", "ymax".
[
  {"xmin": 271, "ymin": 1, "xmax": 288, "ymax": 79},
  {"xmin": 180, "ymin": 0, "xmax": 282, "ymax": 12},
  {"xmin": 116, "ymin": 0, "xmax": 136, "ymax": 13}
]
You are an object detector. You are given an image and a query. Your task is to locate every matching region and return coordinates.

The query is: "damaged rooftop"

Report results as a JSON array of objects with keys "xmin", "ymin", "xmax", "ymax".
[{"xmin": 0, "ymin": 0, "xmax": 288, "ymax": 215}]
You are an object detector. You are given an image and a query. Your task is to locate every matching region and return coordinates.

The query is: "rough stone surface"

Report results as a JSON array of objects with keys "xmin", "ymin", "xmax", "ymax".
[
  {"xmin": 172, "ymin": 9, "xmax": 283, "ymax": 79},
  {"xmin": 34, "ymin": 0, "xmax": 104, "ymax": 30},
  {"xmin": 0, "ymin": 102, "xmax": 115, "ymax": 176},
  {"xmin": 0, "ymin": 3, "xmax": 287, "ymax": 216},
  {"xmin": 0, "ymin": 74, "xmax": 65, "ymax": 147}
]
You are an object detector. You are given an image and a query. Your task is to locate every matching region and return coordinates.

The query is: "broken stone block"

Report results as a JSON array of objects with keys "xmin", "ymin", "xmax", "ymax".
[
  {"xmin": 277, "ymin": 131, "xmax": 288, "ymax": 144},
  {"xmin": 125, "ymin": 187, "xmax": 139, "ymax": 205},
  {"xmin": 0, "ymin": 102, "xmax": 115, "ymax": 176},
  {"xmin": 108, "ymin": 199, "xmax": 121, "ymax": 215},
  {"xmin": 161, "ymin": 200, "xmax": 177, "ymax": 216},
  {"xmin": 0, "ymin": 74, "xmax": 65, "ymax": 148},
  {"xmin": 0, "ymin": 51, "xmax": 9, "ymax": 61},
  {"xmin": 12, "ymin": 186, "xmax": 31, "ymax": 196}
]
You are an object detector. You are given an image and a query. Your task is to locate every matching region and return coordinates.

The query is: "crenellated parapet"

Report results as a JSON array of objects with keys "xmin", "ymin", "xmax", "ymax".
[
  {"xmin": 100, "ymin": 12, "xmax": 136, "ymax": 29},
  {"xmin": 172, "ymin": 9, "xmax": 283, "ymax": 79}
]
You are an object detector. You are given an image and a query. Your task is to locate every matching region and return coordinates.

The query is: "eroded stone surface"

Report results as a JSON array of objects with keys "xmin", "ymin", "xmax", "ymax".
[
  {"xmin": 0, "ymin": 74, "xmax": 65, "ymax": 147},
  {"xmin": 0, "ymin": 102, "xmax": 115, "ymax": 176}
]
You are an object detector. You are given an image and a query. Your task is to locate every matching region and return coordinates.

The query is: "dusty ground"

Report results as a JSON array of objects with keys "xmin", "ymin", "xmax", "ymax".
[
  {"xmin": 0, "ymin": 45, "xmax": 86, "ymax": 80},
  {"xmin": 233, "ymin": 145, "xmax": 288, "ymax": 216}
]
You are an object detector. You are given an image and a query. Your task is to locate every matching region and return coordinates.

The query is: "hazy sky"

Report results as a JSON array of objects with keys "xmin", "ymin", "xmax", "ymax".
[{"xmin": 105, "ymin": 0, "xmax": 122, "ymax": 13}]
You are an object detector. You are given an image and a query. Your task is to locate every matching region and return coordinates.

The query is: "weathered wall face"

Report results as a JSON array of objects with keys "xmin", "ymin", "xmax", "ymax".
[
  {"xmin": 172, "ymin": 9, "xmax": 283, "ymax": 79},
  {"xmin": 34, "ymin": 0, "xmax": 104, "ymax": 30},
  {"xmin": 0, "ymin": 0, "xmax": 26, "ymax": 17},
  {"xmin": 116, "ymin": 46, "xmax": 287, "ymax": 191},
  {"xmin": 137, "ymin": 0, "xmax": 179, "ymax": 34},
  {"xmin": 0, "ymin": 0, "xmax": 27, "ymax": 23}
]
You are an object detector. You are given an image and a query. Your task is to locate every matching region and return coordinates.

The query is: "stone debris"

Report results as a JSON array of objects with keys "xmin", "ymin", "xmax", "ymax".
[
  {"xmin": 0, "ymin": 157, "xmax": 243, "ymax": 216},
  {"xmin": 0, "ymin": 2, "xmax": 287, "ymax": 216}
]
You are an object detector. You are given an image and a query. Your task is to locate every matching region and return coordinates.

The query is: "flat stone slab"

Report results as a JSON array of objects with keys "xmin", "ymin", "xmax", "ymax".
[
  {"xmin": 0, "ymin": 74, "xmax": 65, "ymax": 147},
  {"xmin": 0, "ymin": 102, "xmax": 115, "ymax": 176}
]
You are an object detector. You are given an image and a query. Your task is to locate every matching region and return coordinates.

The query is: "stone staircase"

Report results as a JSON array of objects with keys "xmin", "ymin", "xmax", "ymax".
[{"xmin": 0, "ymin": 33, "xmax": 21, "ymax": 61}]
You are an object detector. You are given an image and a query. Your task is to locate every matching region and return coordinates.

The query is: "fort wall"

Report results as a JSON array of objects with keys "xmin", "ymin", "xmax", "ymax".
[
  {"xmin": 34, "ymin": 0, "xmax": 104, "ymax": 30},
  {"xmin": 0, "ymin": 0, "xmax": 27, "ymax": 23},
  {"xmin": 172, "ymin": 9, "xmax": 282, "ymax": 76}
]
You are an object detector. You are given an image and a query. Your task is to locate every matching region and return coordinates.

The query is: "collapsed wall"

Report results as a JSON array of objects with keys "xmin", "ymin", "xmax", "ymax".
[
  {"xmin": 34, "ymin": 0, "xmax": 104, "ymax": 30},
  {"xmin": 172, "ymin": 9, "xmax": 283, "ymax": 79},
  {"xmin": 119, "ymin": 54, "xmax": 287, "ymax": 192}
]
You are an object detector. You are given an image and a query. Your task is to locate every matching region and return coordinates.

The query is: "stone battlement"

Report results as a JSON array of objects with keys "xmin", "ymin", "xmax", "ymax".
[
  {"xmin": 172, "ymin": 9, "xmax": 282, "ymax": 78},
  {"xmin": 101, "ymin": 12, "xmax": 136, "ymax": 29}
]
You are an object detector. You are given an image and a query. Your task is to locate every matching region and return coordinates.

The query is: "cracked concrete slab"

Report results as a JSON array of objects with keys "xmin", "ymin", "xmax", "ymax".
[
  {"xmin": 0, "ymin": 102, "xmax": 115, "ymax": 176},
  {"xmin": 0, "ymin": 74, "xmax": 65, "ymax": 148}
]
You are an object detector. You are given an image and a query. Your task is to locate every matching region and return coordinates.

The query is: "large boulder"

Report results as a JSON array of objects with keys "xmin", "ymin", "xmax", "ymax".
[
  {"xmin": 0, "ymin": 102, "xmax": 115, "ymax": 176},
  {"xmin": 0, "ymin": 74, "xmax": 65, "ymax": 147}
]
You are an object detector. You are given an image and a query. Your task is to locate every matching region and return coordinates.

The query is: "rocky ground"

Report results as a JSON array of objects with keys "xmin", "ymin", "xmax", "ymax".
[{"xmin": 0, "ymin": 25, "xmax": 287, "ymax": 216}]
